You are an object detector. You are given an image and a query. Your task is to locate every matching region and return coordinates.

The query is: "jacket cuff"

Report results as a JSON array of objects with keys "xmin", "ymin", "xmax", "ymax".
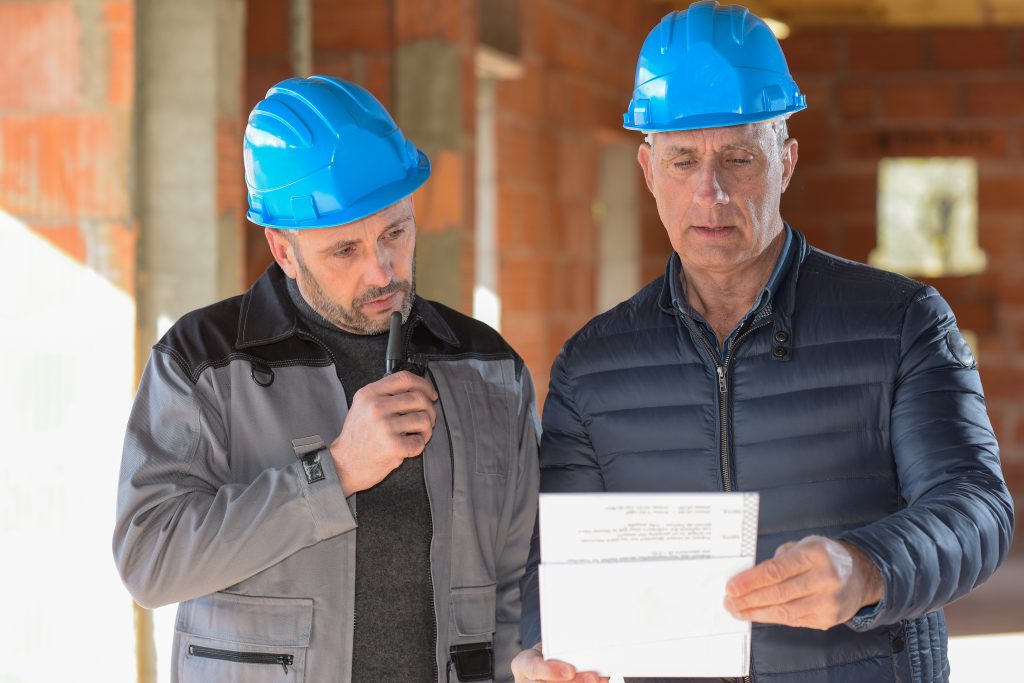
[
  {"xmin": 295, "ymin": 447, "xmax": 356, "ymax": 540},
  {"xmin": 846, "ymin": 599, "xmax": 886, "ymax": 631}
]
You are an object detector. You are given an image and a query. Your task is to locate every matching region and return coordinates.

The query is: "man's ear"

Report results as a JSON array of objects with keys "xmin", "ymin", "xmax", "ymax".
[
  {"xmin": 264, "ymin": 228, "xmax": 299, "ymax": 279},
  {"xmin": 780, "ymin": 138, "xmax": 799, "ymax": 194},
  {"xmin": 637, "ymin": 141, "xmax": 656, "ymax": 195}
]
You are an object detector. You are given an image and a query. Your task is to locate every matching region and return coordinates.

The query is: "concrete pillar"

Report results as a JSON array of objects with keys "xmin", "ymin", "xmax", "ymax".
[
  {"xmin": 136, "ymin": 0, "xmax": 246, "ymax": 363},
  {"xmin": 395, "ymin": 39, "xmax": 467, "ymax": 310},
  {"xmin": 134, "ymin": 2, "xmax": 246, "ymax": 680},
  {"xmin": 597, "ymin": 143, "xmax": 641, "ymax": 312}
]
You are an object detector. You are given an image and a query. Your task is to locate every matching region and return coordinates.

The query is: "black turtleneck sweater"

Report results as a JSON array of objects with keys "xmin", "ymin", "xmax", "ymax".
[{"xmin": 286, "ymin": 278, "xmax": 435, "ymax": 681}]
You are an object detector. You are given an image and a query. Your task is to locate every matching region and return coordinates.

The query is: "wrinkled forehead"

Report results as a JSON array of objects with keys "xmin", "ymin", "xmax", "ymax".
[{"xmin": 649, "ymin": 120, "xmax": 777, "ymax": 153}]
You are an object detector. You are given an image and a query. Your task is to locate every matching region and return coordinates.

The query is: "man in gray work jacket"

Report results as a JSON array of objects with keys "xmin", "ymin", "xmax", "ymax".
[
  {"xmin": 514, "ymin": 3, "xmax": 1013, "ymax": 683},
  {"xmin": 114, "ymin": 75, "xmax": 539, "ymax": 683}
]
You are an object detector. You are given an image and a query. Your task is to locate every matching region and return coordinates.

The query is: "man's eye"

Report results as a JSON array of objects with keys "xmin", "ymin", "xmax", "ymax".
[
  {"xmin": 385, "ymin": 228, "xmax": 405, "ymax": 240},
  {"xmin": 727, "ymin": 157, "xmax": 753, "ymax": 165},
  {"xmin": 335, "ymin": 247, "xmax": 354, "ymax": 257},
  {"xmin": 673, "ymin": 160, "xmax": 696, "ymax": 169}
]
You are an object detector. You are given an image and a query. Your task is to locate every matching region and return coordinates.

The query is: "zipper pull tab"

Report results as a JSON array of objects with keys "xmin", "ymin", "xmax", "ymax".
[{"xmin": 717, "ymin": 366, "xmax": 728, "ymax": 394}]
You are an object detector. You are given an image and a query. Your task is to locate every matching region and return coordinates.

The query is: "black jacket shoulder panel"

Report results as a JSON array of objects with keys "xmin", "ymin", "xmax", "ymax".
[{"xmin": 153, "ymin": 294, "xmax": 331, "ymax": 385}]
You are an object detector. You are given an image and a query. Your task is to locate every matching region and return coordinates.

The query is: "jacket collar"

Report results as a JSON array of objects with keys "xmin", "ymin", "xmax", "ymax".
[
  {"xmin": 236, "ymin": 264, "xmax": 460, "ymax": 349},
  {"xmin": 657, "ymin": 224, "xmax": 810, "ymax": 319}
]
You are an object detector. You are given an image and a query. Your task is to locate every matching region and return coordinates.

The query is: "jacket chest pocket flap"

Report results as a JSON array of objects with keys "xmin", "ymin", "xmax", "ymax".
[
  {"xmin": 464, "ymin": 382, "xmax": 513, "ymax": 476},
  {"xmin": 177, "ymin": 592, "xmax": 313, "ymax": 682}
]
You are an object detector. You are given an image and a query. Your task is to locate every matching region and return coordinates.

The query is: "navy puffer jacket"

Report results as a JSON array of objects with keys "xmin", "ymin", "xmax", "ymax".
[{"xmin": 520, "ymin": 230, "xmax": 1014, "ymax": 683}]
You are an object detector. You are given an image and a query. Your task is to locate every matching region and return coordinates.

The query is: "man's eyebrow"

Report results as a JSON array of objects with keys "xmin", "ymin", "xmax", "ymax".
[
  {"xmin": 380, "ymin": 215, "xmax": 414, "ymax": 233},
  {"xmin": 318, "ymin": 238, "xmax": 359, "ymax": 254}
]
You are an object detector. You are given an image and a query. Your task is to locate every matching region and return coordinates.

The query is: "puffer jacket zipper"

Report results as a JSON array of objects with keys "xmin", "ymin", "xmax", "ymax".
[
  {"xmin": 188, "ymin": 644, "xmax": 293, "ymax": 673},
  {"xmin": 680, "ymin": 310, "xmax": 772, "ymax": 683}
]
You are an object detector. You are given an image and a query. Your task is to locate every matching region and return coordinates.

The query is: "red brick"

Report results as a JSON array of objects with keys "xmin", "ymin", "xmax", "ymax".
[
  {"xmin": 246, "ymin": 0, "xmax": 288, "ymax": 59},
  {"xmin": 979, "ymin": 173, "xmax": 1024, "ymax": 213},
  {"xmin": 978, "ymin": 365, "xmax": 1024, "ymax": 399},
  {"xmin": 0, "ymin": 2, "xmax": 81, "ymax": 108},
  {"xmin": 881, "ymin": 81, "xmax": 959, "ymax": 119},
  {"xmin": 412, "ymin": 149, "xmax": 464, "ymax": 232},
  {"xmin": 932, "ymin": 28, "xmax": 1012, "ymax": 71},
  {"xmin": 784, "ymin": 30, "xmax": 842, "ymax": 75},
  {"xmin": 837, "ymin": 81, "xmax": 877, "ymax": 120},
  {"xmin": 218, "ymin": 117, "xmax": 245, "ymax": 216},
  {"xmin": 0, "ymin": 114, "xmax": 125, "ymax": 219},
  {"xmin": 525, "ymin": 1, "xmax": 558, "ymax": 60},
  {"xmin": 838, "ymin": 127, "xmax": 1011, "ymax": 160},
  {"xmin": 943, "ymin": 294, "xmax": 997, "ymax": 333},
  {"xmin": 802, "ymin": 171, "xmax": 876, "ymax": 215},
  {"xmin": 980, "ymin": 272, "xmax": 1024, "ymax": 307},
  {"xmin": 313, "ymin": 0, "xmax": 393, "ymax": 52},
  {"xmin": 965, "ymin": 79, "xmax": 1024, "ymax": 118},
  {"xmin": 849, "ymin": 30, "xmax": 925, "ymax": 72},
  {"xmin": 501, "ymin": 254, "xmax": 555, "ymax": 315},
  {"xmin": 495, "ymin": 63, "xmax": 543, "ymax": 120},
  {"xmin": 497, "ymin": 185, "xmax": 523, "ymax": 247},
  {"xmin": 978, "ymin": 220, "xmax": 1023, "ymax": 266},
  {"xmin": 835, "ymin": 221, "xmax": 877, "ymax": 264},
  {"xmin": 394, "ymin": 0, "xmax": 469, "ymax": 44},
  {"xmin": 104, "ymin": 1, "xmax": 133, "ymax": 106},
  {"xmin": 788, "ymin": 109, "xmax": 829, "ymax": 166}
]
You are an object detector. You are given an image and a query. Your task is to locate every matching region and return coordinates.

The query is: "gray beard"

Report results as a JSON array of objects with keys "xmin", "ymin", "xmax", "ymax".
[{"xmin": 295, "ymin": 257, "xmax": 416, "ymax": 335}]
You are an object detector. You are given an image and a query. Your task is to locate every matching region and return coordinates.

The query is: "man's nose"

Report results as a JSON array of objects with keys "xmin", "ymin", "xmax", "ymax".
[
  {"xmin": 693, "ymin": 165, "xmax": 729, "ymax": 208},
  {"xmin": 363, "ymin": 246, "xmax": 394, "ymax": 288}
]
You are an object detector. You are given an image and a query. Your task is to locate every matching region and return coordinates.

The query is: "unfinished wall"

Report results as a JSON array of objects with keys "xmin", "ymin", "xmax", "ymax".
[
  {"xmin": 493, "ymin": 0, "xmax": 667, "ymax": 400},
  {"xmin": 781, "ymin": 26, "xmax": 1024, "ymax": 507}
]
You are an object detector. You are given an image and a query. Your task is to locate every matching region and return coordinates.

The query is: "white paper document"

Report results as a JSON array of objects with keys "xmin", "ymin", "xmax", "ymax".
[{"xmin": 538, "ymin": 492, "xmax": 759, "ymax": 678}]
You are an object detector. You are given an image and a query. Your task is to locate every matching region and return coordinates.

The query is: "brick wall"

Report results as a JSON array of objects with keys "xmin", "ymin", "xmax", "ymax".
[
  {"xmin": 0, "ymin": 0, "xmax": 135, "ymax": 292},
  {"xmin": 781, "ymin": 26, "xmax": 1024, "ymax": 507},
  {"xmin": 494, "ymin": 0, "xmax": 666, "ymax": 400}
]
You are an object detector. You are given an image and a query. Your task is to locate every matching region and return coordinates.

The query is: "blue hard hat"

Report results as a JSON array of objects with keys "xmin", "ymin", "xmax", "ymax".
[
  {"xmin": 244, "ymin": 75, "xmax": 430, "ymax": 229},
  {"xmin": 624, "ymin": 1, "xmax": 807, "ymax": 132}
]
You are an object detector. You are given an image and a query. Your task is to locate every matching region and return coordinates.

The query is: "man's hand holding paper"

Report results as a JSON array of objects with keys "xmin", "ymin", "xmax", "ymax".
[{"xmin": 724, "ymin": 535, "xmax": 885, "ymax": 630}]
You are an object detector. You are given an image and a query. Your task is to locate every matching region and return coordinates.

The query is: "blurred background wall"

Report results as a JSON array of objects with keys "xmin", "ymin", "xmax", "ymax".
[{"xmin": 1, "ymin": 1, "xmax": 1021, "ymax": 681}]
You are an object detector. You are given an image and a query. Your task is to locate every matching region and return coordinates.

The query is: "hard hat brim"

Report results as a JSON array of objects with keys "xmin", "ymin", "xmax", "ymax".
[{"xmin": 247, "ymin": 150, "xmax": 431, "ymax": 230}]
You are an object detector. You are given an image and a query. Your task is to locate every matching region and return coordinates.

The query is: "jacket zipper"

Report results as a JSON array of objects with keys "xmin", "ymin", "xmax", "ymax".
[
  {"xmin": 188, "ymin": 644, "xmax": 293, "ymax": 673},
  {"xmin": 680, "ymin": 312, "xmax": 770, "ymax": 683},
  {"xmin": 424, "ymin": 367, "xmax": 457, "ymax": 682}
]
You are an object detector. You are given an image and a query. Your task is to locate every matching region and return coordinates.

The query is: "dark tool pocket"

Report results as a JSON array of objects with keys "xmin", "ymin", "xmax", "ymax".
[{"xmin": 448, "ymin": 642, "xmax": 494, "ymax": 682}]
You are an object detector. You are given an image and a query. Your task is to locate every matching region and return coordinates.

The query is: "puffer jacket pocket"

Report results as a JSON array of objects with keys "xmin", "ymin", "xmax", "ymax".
[{"xmin": 175, "ymin": 592, "xmax": 312, "ymax": 683}]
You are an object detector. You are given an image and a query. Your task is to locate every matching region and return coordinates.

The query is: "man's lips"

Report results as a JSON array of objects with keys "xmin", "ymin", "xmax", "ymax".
[
  {"xmin": 692, "ymin": 225, "xmax": 736, "ymax": 239},
  {"xmin": 364, "ymin": 292, "xmax": 398, "ymax": 310}
]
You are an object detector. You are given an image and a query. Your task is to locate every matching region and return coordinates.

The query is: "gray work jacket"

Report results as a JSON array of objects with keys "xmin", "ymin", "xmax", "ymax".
[{"xmin": 113, "ymin": 265, "xmax": 540, "ymax": 683}]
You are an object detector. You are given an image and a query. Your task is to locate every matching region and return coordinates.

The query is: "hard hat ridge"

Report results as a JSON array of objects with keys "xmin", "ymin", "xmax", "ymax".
[
  {"xmin": 624, "ymin": 0, "xmax": 806, "ymax": 132},
  {"xmin": 244, "ymin": 75, "xmax": 430, "ymax": 230}
]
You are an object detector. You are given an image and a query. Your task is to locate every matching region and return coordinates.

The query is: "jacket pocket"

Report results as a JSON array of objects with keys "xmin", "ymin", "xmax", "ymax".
[
  {"xmin": 176, "ymin": 592, "xmax": 312, "ymax": 683},
  {"xmin": 464, "ymin": 383, "xmax": 513, "ymax": 476},
  {"xmin": 450, "ymin": 584, "xmax": 497, "ymax": 638},
  {"xmin": 449, "ymin": 585, "xmax": 497, "ymax": 682}
]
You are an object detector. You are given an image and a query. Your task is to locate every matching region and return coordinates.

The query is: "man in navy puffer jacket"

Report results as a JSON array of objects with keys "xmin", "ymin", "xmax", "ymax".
[{"xmin": 512, "ymin": 3, "xmax": 1014, "ymax": 683}]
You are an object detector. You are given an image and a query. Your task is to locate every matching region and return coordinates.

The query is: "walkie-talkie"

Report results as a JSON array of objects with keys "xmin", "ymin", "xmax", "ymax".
[
  {"xmin": 385, "ymin": 311, "xmax": 403, "ymax": 375},
  {"xmin": 384, "ymin": 310, "xmax": 428, "ymax": 377}
]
